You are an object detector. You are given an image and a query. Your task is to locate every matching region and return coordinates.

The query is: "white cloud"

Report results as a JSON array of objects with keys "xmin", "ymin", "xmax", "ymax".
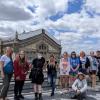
[
  {"xmin": 84, "ymin": 0, "xmax": 100, "ymax": 14},
  {"xmin": 0, "ymin": 0, "xmax": 100, "ymax": 53}
]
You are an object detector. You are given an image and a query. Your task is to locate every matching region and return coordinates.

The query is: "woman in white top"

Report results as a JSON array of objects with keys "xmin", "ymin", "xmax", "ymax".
[
  {"xmin": 72, "ymin": 72, "xmax": 87, "ymax": 100},
  {"xmin": 59, "ymin": 52, "xmax": 70, "ymax": 92}
]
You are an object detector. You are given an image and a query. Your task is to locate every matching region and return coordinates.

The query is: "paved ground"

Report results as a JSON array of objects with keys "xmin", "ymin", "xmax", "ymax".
[{"xmin": 8, "ymin": 87, "xmax": 100, "ymax": 100}]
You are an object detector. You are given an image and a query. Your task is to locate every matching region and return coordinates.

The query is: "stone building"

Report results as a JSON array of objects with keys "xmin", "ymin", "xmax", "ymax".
[{"xmin": 0, "ymin": 29, "xmax": 61, "ymax": 62}]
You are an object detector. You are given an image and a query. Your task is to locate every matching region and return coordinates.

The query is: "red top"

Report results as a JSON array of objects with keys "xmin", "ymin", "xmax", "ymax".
[{"xmin": 14, "ymin": 59, "xmax": 29, "ymax": 80}]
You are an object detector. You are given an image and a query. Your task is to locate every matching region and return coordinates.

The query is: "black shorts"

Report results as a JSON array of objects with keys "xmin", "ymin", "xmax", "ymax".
[{"xmin": 89, "ymin": 70, "xmax": 96, "ymax": 75}]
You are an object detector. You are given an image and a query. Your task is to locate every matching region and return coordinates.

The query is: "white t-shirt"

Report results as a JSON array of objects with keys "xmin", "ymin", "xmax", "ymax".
[
  {"xmin": 88, "ymin": 56, "xmax": 98, "ymax": 71},
  {"xmin": 59, "ymin": 58, "xmax": 70, "ymax": 75},
  {"xmin": 72, "ymin": 79, "xmax": 87, "ymax": 93},
  {"xmin": 0, "ymin": 55, "xmax": 11, "ymax": 67}
]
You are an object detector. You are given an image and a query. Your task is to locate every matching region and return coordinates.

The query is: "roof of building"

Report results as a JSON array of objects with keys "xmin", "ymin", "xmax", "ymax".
[{"xmin": 18, "ymin": 29, "xmax": 61, "ymax": 45}]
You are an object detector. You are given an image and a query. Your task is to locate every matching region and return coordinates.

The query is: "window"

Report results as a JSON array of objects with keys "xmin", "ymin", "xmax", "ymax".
[{"xmin": 39, "ymin": 44, "xmax": 46, "ymax": 50}]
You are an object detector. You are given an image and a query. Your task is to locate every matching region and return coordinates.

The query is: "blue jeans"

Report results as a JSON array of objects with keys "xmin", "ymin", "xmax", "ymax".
[{"xmin": 48, "ymin": 74, "xmax": 56, "ymax": 94}]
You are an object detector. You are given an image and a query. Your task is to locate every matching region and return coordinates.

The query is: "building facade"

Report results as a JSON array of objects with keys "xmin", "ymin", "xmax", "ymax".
[{"xmin": 0, "ymin": 29, "xmax": 61, "ymax": 62}]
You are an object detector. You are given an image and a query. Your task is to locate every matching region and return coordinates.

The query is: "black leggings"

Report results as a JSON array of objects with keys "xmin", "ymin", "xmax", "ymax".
[{"xmin": 14, "ymin": 80, "xmax": 24, "ymax": 96}]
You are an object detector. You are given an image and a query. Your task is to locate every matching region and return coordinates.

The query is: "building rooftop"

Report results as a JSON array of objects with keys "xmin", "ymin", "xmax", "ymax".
[
  {"xmin": 18, "ymin": 29, "xmax": 61, "ymax": 45},
  {"xmin": 1, "ymin": 29, "xmax": 61, "ymax": 45}
]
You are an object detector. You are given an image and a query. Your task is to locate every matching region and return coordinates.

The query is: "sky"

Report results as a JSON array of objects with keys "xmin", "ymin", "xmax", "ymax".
[{"xmin": 0, "ymin": 0, "xmax": 100, "ymax": 53}]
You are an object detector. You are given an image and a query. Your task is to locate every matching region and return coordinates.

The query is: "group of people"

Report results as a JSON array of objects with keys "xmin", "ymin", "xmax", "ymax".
[{"xmin": 0, "ymin": 47, "xmax": 100, "ymax": 100}]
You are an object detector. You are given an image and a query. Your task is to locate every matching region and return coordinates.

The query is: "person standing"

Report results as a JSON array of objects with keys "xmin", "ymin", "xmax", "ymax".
[
  {"xmin": 70, "ymin": 51, "xmax": 80, "ymax": 85},
  {"xmin": 95, "ymin": 51, "xmax": 100, "ymax": 80},
  {"xmin": 14, "ymin": 50, "xmax": 30, "ymax": 100},
  {"xmin": 88, "ymin": 51, "xmax": 98, "ymax": 89},
  {"xmin": 29, "ymin": 53, "xmax": 45, "ymax": 100},
  {"xmin": 0, "ymin": 47, "xmax": 14, "ymax": 100},
  {"xmin": 59, "ymin": 52, "xmax": 70, "ymax": 94},
  {"xmin": 47, "ymin": 55, "xmax": 57, "ymax": 96},
  {"xmin": 79, "ymin": 51, "xmax": 90, "ymax": 74}
]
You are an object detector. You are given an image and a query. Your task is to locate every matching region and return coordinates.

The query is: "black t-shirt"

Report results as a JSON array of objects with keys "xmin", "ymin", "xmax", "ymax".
[
  {"xmin": 96, "ymin": 56, "xmax": 100, "ymax": 68},
  {"xmin": 79, "ymin": 57, "xmax": 90, "ymax": 69},
  {"xmin": 47, "ymin": 63, "xmax": 57, "ymax": 76},
  {"xmin": 32, "ymin": 57, "xmax": 45, "ymax": 69}
]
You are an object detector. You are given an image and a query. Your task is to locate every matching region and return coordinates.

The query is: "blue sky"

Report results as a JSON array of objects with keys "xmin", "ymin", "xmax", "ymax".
[{"xmin": 0, "ymin": 0, "xmax": 100, "ymax": 53}]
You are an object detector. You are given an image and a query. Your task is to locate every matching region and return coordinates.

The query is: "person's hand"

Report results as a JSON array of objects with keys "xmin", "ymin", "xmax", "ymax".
[
  {"xmin": 77, "ymin": 90, "xmax": 81, "ymax": 94},
  {"xmin": 1, "ymin": 72, "xmax": 5, "ymax": 79},
  {"xmin": 16, "ymin": 76, "xmax": 20, "ymax": 80},
  {"xmin": 73, "ymin": 68, "xmax": 77, "ymax": 72},
  {"xmin": 71, "ymin": 67, "xmax": 75, "ymax": 72},
  {"xmin": 25, "ymin": 71, "xmax": 28, "ymax": 75},
  {"xmin": 29, "ymin": 64, "xmax": 32, "ymax": 69}
]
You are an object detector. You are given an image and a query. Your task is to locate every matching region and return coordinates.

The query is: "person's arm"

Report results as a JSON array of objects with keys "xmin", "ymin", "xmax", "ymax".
[
  {"xmin": 72, "ymin": 79, "xmax": 78, "ymax": 91},
  {"xmin": 0, "ymin": 61, "xmax": 5, "ymax": 79},
  {"xmin": 67, "ymin": 60, "xmax": 70, "ymax": 73},
  {"xmin": 80, "ymin": 80, "xmax": 87, "ymax": 93},
  {"xmin": 13, "ymin": 60, "xmax": 20, "ymax": 79},
  {"xmin": 74, "ymin": 58, "xmax": 80, "ymax": 72}
]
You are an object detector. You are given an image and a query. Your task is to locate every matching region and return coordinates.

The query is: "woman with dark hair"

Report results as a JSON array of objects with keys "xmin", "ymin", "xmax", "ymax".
[
  {"xmin": 47, "ymin": 55, "xmax": 57, "ymax": 96},
  {"xmin": 29, "ymin": 53, "xmax": 45, "ymax": 100},
  {"xmin": 14, "ymin": 50, "xmax": 30, "ymax": 100},
  {"xmin": 70, "ymin": 51, "xmax": 80, "ymax": 85},
  {"xmin": 79, "ymin": 51, "xmax": 90, "ymax": 74}
]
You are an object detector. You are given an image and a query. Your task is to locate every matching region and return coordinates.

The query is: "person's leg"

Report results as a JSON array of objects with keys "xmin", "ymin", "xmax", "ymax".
[
  {"xmin": 33, "ymin": 84, "xmax": 38, "ymax": 100},
  {"xmin": 38, "ymin": 85, "xmax": 43, "ymax": 100},
  {"xmin": 65, "ymin": 75, "xmax": 69, "ymax": 90},
  {"xmin": 0, "ymin": 74, "xmax": 12, "ymax": 99},
  {"xmin": 60, "ymin": 76, "xmax": 63, "ymax": 89},
  {"xmin": 92, "ymin": 74, "xmax": 96, "ymax": 89},
  {"xmin": 19, "ymin": 80, "xmax": 25, "ymax": 99},
  {"xmin": 77, "ymin": 93, "xmax": 83, "ymax": 100},
  {"xmin": 51, "ymin": 76, "xmax": 56, "ymax": 96},
  {"xmin": 70, "ymin": 75, "xmax": 74, "ymax": 86},
  {"xmin": 48, "ymin": 75, "xmax": 53, "ymax": 95},
  {"xmin": 14, "ymin": 80, "xmax": 20, "ymax": 99},
  {"xmin": 48, "ymin": 75, "xmax": 51, "ymax": 86},
  {"xmin": 77, "ymin": 92, "xmax": 86, "ymax": 100}
]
